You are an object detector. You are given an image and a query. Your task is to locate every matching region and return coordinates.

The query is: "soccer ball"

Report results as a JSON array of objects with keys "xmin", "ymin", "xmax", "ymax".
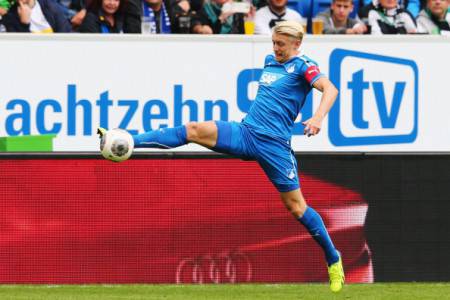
[{"xmin": 100, "ymin": 128, "xmax": 134, "ymax": 162}]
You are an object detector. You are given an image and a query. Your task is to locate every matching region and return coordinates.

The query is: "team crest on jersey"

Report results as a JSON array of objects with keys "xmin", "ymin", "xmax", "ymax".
[
  {"xmin": 286, "ymin": 168, "xmax": 296, "ymax": 179},
  {"xmin": 286, "ymin": 64, "xmax": 295, "ymax": 73},
  {"xmin": 259, "ymin": 72, "xmax": 284, "ymax": 85}
]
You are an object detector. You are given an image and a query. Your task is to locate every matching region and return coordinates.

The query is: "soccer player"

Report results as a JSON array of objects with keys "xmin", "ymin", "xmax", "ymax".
[{"xmin": 98, "ymin": 20, "xmax": 345, "ymax": 292}]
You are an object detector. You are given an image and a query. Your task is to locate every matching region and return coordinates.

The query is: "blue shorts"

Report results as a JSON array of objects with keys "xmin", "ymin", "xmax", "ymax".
[{"xmin": 213, "ymin": 121, "xmax": 299, "ymax": 193}]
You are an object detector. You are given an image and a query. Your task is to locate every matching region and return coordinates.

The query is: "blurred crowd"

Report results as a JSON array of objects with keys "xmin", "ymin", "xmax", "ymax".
[{"xmin": 0, "ymin": 0, "xmax": 448, "ymax": 35}]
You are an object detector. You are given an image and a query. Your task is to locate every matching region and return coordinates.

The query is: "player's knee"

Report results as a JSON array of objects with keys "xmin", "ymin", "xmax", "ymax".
[
  {"xmin": 282, "ymin": 197, "xmax": 307, "ymax": 218},
  {"xmin": 289, "ymin": 206, "xmax": 304, "ymax": 218},
  {"xmin": 185, "ymin": 122, "xmax": 199, "ymax": 142}
]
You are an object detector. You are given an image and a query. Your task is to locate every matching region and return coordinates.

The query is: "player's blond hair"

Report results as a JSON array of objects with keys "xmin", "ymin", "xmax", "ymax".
[{"xmin": 273, "ymin": 21, "xmax": 305, "ymax": 41}]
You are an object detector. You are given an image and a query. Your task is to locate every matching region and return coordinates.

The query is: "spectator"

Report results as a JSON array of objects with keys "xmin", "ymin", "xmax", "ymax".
[
  {"xmin": 71, "ymin": 0, "xmax": 141, "ymax": 32},
  {"xmin": 367, "ymin": 0, "xmax": 417, "ymax": 34},
  {"xmin": 76, "ymin": 0, "xmax": 196, "ymax": 33},
  {"xmin": 3, "ymin": 0, "xmax": 71, "ymax": 32},
  {"xmin": 360, "ymin": 0, "xmax": 422, "ymax": 18},
  {"xmin": 121, "ymin": 0, "xmax": 140, "ymax": 32},
  {"xmin": 0, "ymin": 0, "xmax": 11, "ymax": 16},
  {"xmin": 140, "ymin": 0, "xmax": 173, "ymax": 33},
  {"xmin": 358, "ymin": 0, "xmax": 377, "ymax": 20},
  {"xmin": 0, "ymin": 0, "xmax": 9, "ymax": 32},
  {"xmin": 317, "ymin": 0, "xmax": 367, "ymax": 34},
  {"xmin": 170, "ymin": 0, "xmax": 200, "ymax": 33},
  {"xmin": 70, "ymin": 0, "xmax": 88, "ymax": 29},
  {"xmin": 417, "ymin": 0, "xmax": 449, "ymax": 34},
  {"xmin": 79, "ymin": 0, "xmax": 126, "ymax": 32},
  {"xmin": 56, "ymin": 0, "xmax": 82, "ymax": 20},
  {"xmin": 254, "ymin": 0, "xmax": 304, "ymax": 35},
  {"xmin": 192, "ymin": 0, "xmax": 250, "ymax": 34}
]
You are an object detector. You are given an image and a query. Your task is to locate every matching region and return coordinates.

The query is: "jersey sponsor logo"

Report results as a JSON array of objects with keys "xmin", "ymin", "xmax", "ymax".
[
  {"xmin": 328, "ymin": 49, "xmax": 418, "ymax": 146},
  {"xmin": 237, "ymin": 68, "xmax": 313, "ymax": 137},
  {"xmin": 259, "ymin": 72, "xmax": 284, "ymax": 86}
]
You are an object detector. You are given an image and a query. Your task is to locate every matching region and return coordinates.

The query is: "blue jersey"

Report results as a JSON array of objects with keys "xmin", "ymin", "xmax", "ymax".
[{"xmin": 242, "ymin": 54, "xmax": 324, "ymax": 141}]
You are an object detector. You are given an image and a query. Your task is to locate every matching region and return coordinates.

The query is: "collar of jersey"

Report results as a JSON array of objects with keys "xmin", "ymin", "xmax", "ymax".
[
  {"xmin": 269, "ymin": 55, "xmax": 300, "ymax": 66},
  {"xmin": 267, "ymin": 55, "xmax": 300, "ymax": 72}
]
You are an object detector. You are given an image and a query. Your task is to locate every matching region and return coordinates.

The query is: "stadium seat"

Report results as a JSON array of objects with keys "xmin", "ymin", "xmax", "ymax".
[
  {"xmin": 350, "ymin": 0, "xmax": 360, "ymax": 18},
  {"xmin": 287, "ymin": 0, "xmax": 312, "ymax": 18}
]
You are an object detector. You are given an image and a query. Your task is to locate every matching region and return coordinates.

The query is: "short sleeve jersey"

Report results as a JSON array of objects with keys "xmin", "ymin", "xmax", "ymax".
[{"xmin": 242, "ymin": 54, "xmax": 324, "ymax": 141}]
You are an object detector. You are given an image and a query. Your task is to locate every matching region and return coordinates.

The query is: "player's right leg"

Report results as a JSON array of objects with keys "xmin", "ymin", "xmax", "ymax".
[
  {"xmin": 281, "ymin": 189, "xmax": 345, "ymax": 292},
  {"xmin": 98, "ymin": 121, "xmax": 219, "ymax": 150},
  {"xmin": 254, "ymin": 138, "xmax": 344, "ymax": 292}
]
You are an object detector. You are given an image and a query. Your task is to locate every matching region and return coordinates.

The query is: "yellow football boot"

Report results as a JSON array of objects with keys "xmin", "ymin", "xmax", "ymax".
[{"xmin": 328, "ymin": 254, "xmax": 345, "ymax": 292}]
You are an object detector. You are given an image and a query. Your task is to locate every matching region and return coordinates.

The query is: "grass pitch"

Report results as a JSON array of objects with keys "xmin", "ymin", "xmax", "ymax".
[{"xmin": 0, "ymin": 283, "xmax": 449, "ymax": 300}]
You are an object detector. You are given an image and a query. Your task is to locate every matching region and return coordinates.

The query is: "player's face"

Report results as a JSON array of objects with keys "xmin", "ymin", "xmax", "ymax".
[
  {"xmin": 272, "ymin": 33, "xmax": 300, "ymax": 63},
  {"xmin": 331, "ymin": 0, "xmax": 353, "ymax": 22}
]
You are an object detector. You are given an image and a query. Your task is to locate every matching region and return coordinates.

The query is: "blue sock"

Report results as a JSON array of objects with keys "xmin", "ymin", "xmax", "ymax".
[
  {"xmin": 298, "ymin": 206, "xmax": 340, "ymax": 266},
  {"xmin": 133, "ymin": 126, "xmax": 187, "ymax": 149}
]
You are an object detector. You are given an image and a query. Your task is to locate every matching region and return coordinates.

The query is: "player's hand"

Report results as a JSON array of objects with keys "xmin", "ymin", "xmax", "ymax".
[{"xmin": 302, "ymin": 117, "xmax": 322, "ymax": 137}]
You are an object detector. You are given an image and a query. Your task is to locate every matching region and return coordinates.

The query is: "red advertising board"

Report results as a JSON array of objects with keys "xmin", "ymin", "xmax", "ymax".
[{"xmin": 0, "ymin": 159, "xmax": 372, "ymax": 283}]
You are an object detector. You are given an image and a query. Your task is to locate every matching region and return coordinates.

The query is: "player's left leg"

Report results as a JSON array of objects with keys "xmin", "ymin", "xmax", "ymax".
[
  {"xmin": 99, "ymin": 121, "xmax": 256, "ymax": 157},
  {"xmin": 280, "ymin": 189, "xmax": 345, "ymax": 292},
  {"xmin": 100, "ymin": 121, "xmax": 219, "ymax": 150}
]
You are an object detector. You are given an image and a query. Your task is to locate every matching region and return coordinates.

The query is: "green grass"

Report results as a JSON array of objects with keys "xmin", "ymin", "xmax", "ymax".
[{"xmin": 0, "ymin": 283, "xmax": 449, "ymax": 300}]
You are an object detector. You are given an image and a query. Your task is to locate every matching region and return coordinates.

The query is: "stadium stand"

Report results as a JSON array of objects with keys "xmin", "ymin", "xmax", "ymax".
[{"xmin": 287, "ymin": 0, "xmax": 361, "ymax": 32}]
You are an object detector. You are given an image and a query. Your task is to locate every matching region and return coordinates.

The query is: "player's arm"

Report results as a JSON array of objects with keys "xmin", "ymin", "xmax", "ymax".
[{"xmin": 302, "ymin": 77, "xmax": 338, "ymax": 136}]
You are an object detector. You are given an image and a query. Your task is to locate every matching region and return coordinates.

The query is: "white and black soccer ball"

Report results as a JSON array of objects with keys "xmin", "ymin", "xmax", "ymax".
[{"xmin": 100, "ymin": 128, "xmax": 134, "ymax": 162}]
